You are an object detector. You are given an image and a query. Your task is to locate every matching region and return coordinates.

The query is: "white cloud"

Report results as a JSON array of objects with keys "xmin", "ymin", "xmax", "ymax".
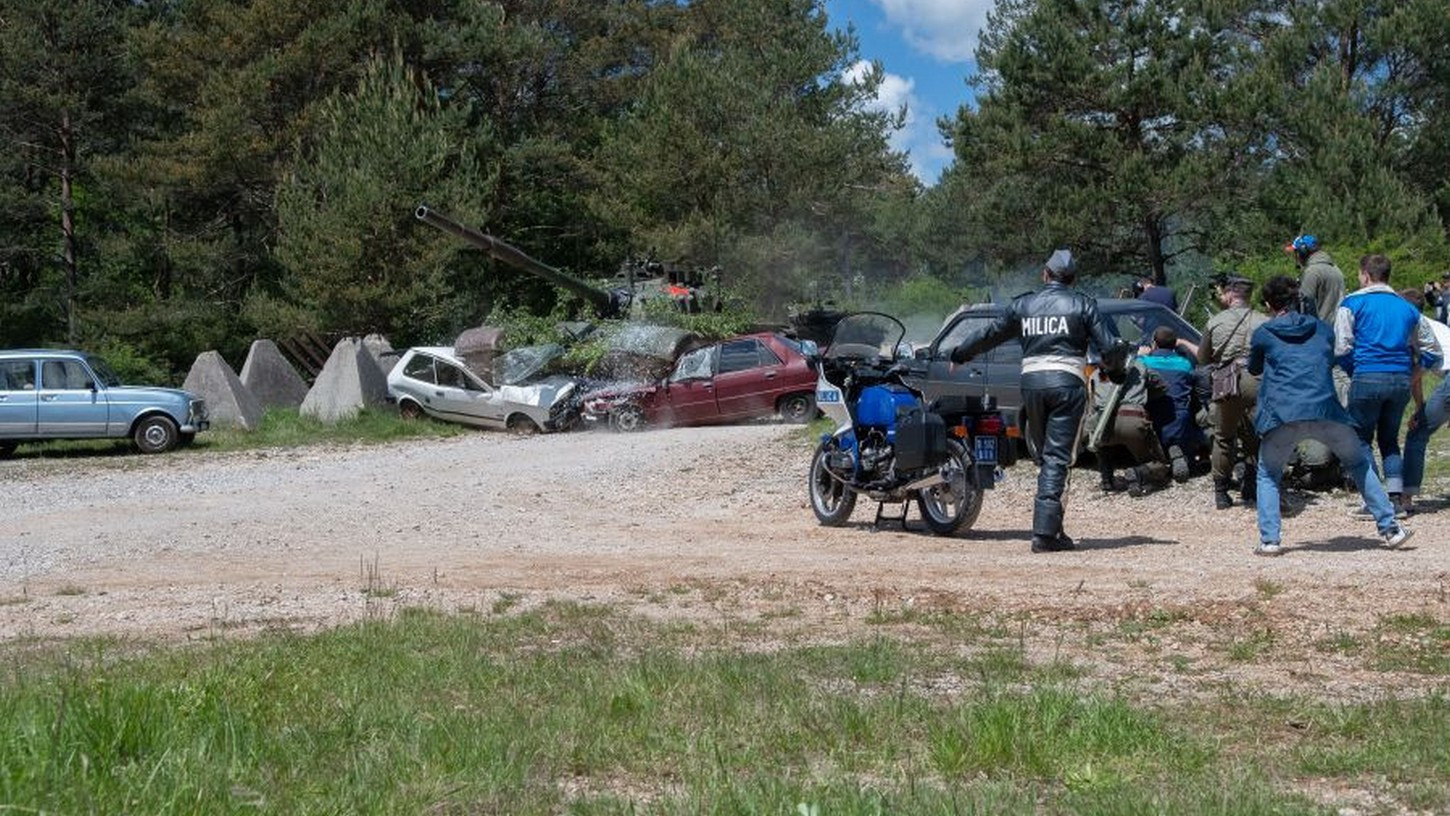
[
  {"xmin": 845, "ymin": 60, "xmax": 945, "ymax": 183},
  {"xmin": 875, "ymin": 0, "xmax": 993, "ymax": 63}
]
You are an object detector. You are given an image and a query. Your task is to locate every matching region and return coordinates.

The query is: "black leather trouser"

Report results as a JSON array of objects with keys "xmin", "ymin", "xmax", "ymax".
[{"xmin": 1022, "ymin": 376, "xmax": 1088, "ymax": 539}]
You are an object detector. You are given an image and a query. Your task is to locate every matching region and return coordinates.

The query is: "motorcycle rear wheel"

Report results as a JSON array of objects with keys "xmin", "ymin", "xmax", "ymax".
[
  {"xmin": 809, "ymin": 445, "xmax": 857, "ymax": 525},
  {"xmin": 917, "ymin": 437, "xmax": 984, "ymax": 535}
]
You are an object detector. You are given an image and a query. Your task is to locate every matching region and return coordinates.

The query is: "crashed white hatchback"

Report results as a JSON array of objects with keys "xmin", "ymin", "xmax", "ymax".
[{"xmin": 386, "ymin": 344, "xmax": 580, "ymax": 433}]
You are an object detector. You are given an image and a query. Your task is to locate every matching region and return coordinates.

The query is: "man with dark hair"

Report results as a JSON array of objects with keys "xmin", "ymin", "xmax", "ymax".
[
  {"xmin": 1248, "ymin": 275, "xmax": 1411, "ymax": 555},
  {"xmin": 1135, "ymin": 274, "xmax": 1179, "ymax": 312},
  {"xmin": 951, "ymin": 249, "xmax": 1131, "ymax": 553},
  {"xmin": 1335, "ymin": 253, "xmax": 1423, "ymax": 516},
  {"xmin": 1197, "ymin": 275, "xmax": 1267, "ymax": 508}
]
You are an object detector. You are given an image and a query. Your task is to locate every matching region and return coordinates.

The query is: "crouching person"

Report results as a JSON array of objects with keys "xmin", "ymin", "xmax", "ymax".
[
  {"xmin": 1247, "ymin": 276, "xmax": 1413, "ymax": 555},
  {"xmin": 1086, "ymin": 356, "xmax": 1172, "ymax": 496}
]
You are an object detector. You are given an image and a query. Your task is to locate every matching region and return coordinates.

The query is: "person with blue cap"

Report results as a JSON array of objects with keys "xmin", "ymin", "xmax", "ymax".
[
  {"xmin": 950, "ymin": 249, "xmax": 1131, "ymax": 553},
  {"xmin": 1285, "ymin": 234, "xmax": 1346, "ymax": 325}
]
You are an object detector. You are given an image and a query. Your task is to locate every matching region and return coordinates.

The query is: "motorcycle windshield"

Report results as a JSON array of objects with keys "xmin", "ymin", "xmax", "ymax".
[{"xmin": 825, "ymin": 313, "xmax": 906, "ymax": 362}]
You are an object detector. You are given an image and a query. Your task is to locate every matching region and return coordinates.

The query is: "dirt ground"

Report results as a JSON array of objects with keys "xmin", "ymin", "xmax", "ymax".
[{"xmin": 3, "ymin": 424, "xmax": 1446, "ymax": 700}]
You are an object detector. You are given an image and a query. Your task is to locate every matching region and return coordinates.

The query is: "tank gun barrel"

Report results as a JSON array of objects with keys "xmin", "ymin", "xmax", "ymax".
[{"xmin": 414, "ymin": 204, "xmax": 617, "ymax": 315}]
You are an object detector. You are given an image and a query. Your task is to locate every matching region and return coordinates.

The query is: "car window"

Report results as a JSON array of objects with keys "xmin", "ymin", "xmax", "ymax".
[
  {"xmin": 403, "ymin": 354, "xmax": 436, "ymax": 384},
  {"xmin": 758, "ymin": 342, "xmax": 784, "ymax": 367},
  {"xmin": 1105, "ymin": 308, "xmax": 1195, "ymax": 349},
  {"xmin": 937, "ymin": 316, "xmax": 1021, "ymax": 364},
  {"xmin": 718, "ymin": 339, "xmax": 762, "ymax": 374},
  {"xmin": 0, "ymin": 359, "xmax": 36, "ymax": 391},
  {"xmin": 84, "ymin": 355, "xmax": 122, "ymax": 387},
  {"xmin": 671, "ymin": 346, "xmax": 716, "ymax": 381},
  {"xmin": 436, "ymin": 361, "xmax": 475, "ymax": 390},
  {"xmin": 41, "ymin": 359, "xmax": 93, "ymax": 390}
]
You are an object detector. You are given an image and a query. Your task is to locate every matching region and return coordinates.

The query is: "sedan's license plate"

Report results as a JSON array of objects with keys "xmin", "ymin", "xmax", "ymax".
[{"xmin": 974, "ymin": 435, "xmax": 997, "ymax": 464}]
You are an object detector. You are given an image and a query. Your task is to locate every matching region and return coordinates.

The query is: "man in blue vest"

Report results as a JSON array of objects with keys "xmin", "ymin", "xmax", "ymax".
[{"xmin": 1334, "ymin": 253, "xmax": 1422, "ymax": 516}]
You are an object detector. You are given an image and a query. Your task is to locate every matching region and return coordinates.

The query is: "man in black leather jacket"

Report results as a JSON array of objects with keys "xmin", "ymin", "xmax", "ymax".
[{"xmin": 951, "ymin": 249, "xmax": 1130, "ymax": 552}]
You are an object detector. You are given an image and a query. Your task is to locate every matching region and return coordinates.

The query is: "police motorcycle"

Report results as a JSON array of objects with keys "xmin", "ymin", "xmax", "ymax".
[{"xmin": 808, "ymin": 312, "xmax": 1005, "ymax": 534}]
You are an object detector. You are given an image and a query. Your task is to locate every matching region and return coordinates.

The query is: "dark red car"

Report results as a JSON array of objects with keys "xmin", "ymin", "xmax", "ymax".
[{"xmin": 580, "ymin": 332, "xmax": 819, "ymax": 431}]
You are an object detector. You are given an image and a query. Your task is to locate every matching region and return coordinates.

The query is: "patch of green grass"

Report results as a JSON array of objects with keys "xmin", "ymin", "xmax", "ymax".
[
  {"xmin": 1369, "ymin": 614, "xmax": 1450, "ymax": 674},
  {"xmin": 2, "ymin": 606, "xmax": 1445, "ymax": 814},
  {"xmin": 1254, "ymin": 577, "xmax": 1284, "ymax": 600},
  {"xmin": 1226, "ymin": 628, "xmax": 1277, "ymax": 662},
  {"xmin": 198, "ymin": 406, "xmax": 467, "ymax": 452},
  {"xmin": 359, "ymin": 554, "xmax": 398, "ymax": 599},
  {"xmin": 53, "ymin": 585, "xmax": 86, "ymax": 597},
  {"xmin": 1314, "ymin": 631, "xmax": 1363, "ymax": 656},
  {"xmin": 491, "ymin": 592, "xmax": 522, "ymax": 615},
  {"xmin": 10, "ymin": 406, "xmax": 467, "ymax": 460}
]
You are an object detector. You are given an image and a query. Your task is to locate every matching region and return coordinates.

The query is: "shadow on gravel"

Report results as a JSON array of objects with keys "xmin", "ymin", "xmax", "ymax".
[
  {"xmin": 1294, "ymin": 535, "xmax": 1416, "ymax": 554},
  {"xmin": 1075, "ymin": 535, "xmax": 1175, "ymax": 550}
]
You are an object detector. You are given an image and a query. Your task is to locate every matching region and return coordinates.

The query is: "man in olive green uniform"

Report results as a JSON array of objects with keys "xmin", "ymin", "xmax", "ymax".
[
  {"xmin": 1198, "ymin": 275, "xmax": 1268, "ymax": 509},
  {"xmin": 1087, "ymin": 356, "xmax": 1172, "ymax": 496}
]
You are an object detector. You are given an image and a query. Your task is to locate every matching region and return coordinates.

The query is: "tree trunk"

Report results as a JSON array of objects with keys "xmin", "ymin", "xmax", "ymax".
[
  {"xmin": 60, "ymin": 109, "xmax": 79, "ymax": 346},
  {"xmin": 1144, "ymin": 216, "xmax": 1167, "ymax": 285}
]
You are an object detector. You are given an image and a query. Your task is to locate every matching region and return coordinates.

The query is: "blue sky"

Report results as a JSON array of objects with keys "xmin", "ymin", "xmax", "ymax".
[{"xmin": 824, "ymin": 0, "xmax": 995, "ymax": 185}]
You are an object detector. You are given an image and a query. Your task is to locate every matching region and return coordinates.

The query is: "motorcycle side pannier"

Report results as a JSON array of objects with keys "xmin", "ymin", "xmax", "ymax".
[{"xmin": 893, "ymin": 409, "xmax": 948, "ymax": 471}]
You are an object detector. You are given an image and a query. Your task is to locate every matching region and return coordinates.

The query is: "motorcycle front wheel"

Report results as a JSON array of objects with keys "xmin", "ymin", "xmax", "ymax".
[
  {"xmin": 917, "ymin": 437, "xmax": 984, "ymax": 535},
  {"xmin": 808, "ymin": 444, "xmax": 857, "ymax": 526}
]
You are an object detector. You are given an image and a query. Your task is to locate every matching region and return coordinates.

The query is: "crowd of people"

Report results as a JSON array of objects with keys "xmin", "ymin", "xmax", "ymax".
[{"xmin": 951, "ymin": 236, "xmax": 1446, "ymax": 554}]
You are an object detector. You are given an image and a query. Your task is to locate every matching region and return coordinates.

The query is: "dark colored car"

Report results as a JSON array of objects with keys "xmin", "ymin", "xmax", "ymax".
[
  {"xmin": 581, "ymin": 332, "xmax": 819, "ymax": 431},
  {"xmin": 906, "ymin": 299, "xmax": 1203, "ymax": 435}
]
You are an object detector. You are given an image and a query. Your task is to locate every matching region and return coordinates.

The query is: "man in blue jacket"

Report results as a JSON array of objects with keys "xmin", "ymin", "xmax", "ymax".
[
  {"xmin": 1248, "ymin": 275, "xmax": 1412, "ymax": 556},
  {"xmin": 1334, "ymin": 253, "xmax": 1423, "ymax": 513}
]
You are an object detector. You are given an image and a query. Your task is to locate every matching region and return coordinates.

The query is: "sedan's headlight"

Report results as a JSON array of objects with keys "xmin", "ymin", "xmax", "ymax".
[{"xmin": 584, "ymin": 396, "xmax": 619, "ymax": 414}]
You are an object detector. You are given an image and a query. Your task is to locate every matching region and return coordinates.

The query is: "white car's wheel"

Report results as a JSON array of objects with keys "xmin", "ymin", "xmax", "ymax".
[{"xmin": 506, "ymin": 415, "xmax": 540, "ymax": 435}]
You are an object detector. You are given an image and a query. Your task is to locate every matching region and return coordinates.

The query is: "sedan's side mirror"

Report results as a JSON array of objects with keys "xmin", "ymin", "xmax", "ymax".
[{"xmin": 914, "ymin": 347, "xmax": 931, "ymax": 361}]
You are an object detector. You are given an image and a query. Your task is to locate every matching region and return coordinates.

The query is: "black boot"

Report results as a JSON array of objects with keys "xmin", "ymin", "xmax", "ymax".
[
  {"xmin": 1240, "ymin": 478, "xmax": 1256, "ymax": 505},
  {"xmin": 1031, "ymin": 534, "xmax": 1076, "ymax": 553},
  {"xmin": 1213, "ymin": 478, "xmax": 1234, "ymax": 510}
]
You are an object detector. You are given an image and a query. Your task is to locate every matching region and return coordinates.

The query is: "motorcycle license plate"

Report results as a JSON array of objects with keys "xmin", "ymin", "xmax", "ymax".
[{"xmin": 974, "ymin": 435, "xmax": 998, "ymax": 464}]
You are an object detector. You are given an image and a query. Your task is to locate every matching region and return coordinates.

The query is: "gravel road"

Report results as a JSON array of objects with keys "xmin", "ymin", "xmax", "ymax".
[{"xmin": 3, "ymin": 424, "xmax": 1446, "ymax": 698}]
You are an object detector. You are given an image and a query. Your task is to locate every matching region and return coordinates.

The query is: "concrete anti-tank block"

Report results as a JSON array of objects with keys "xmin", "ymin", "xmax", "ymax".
[
  {"xmin": 240, "ymin": 339, "xmax": 309, "ymax": 409},
  {"xmin": 299, "ymin": 337, "xmax": 390, "ymax": 423},
  {"xmin": 184, "ymin": 350, "xmax": 265, "ymax": 430}
]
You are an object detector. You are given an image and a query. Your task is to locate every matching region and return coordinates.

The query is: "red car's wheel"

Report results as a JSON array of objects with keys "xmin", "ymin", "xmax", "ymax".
[{"xmin": 611, "ymin": 405, "xmax": 646, "ymax": 432}]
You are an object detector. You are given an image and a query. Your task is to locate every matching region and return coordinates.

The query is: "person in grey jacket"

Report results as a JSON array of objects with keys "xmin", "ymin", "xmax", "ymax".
[
  {"xmin": 951, "ymin": 249, "xmax": 1130, "ymax": 553},
  {"xmin": 1246, "ymin": 275, "xmax": 1412, "ymax": 556}
]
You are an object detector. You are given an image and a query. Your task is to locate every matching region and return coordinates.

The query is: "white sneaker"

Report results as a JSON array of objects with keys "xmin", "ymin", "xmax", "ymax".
[
  {"xmin": 1254, "ymin": 541, "xmax": 1283, "ymax": 557},
  {"xmin": 1382, "ymin": 525, "xmax": 1413, "ymax": 549}
]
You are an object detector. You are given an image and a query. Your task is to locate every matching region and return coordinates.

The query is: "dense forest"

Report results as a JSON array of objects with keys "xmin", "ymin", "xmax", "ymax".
[{"xmin": 3, "ymin": 0, "xmax": 1448, "ymax": 379}]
